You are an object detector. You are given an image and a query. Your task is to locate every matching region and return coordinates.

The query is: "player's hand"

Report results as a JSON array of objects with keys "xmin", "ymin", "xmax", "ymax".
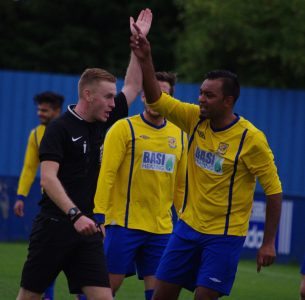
[
  {"xmin": 14, "ymin": 200, "xmax": 24, "ymax": 217},
  {"xmin": 256, "ymin": 242, "xmax": 276, "ymax": 273},
  {"xmin": 96, "ymin": 223, "xmax": 106, "ymax": 240},
  {"xmin": 73, "ymin": 215, "xmax": 98, "ymax": 236},
  {"xmin": 130, "ymin": 8, "xmax": 152, "ymax": 37},
  {"xmin": 130, "ymin": 23, "xmax": 151, "ymax": 60}
]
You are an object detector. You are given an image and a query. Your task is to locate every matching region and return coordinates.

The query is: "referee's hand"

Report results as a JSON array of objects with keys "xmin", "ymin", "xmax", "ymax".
[{"xmin": 73, "ymin": 215, "xmax": 98, "ymax": 236}]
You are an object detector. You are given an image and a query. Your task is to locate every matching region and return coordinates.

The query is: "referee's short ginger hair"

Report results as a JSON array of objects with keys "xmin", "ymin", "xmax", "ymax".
[{"xmin": 78, "ymin": 68, "xmax": 116, "ymax": 96}]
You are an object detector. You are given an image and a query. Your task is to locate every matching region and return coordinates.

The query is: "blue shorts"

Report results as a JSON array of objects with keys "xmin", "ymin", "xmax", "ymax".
[
  {"xmin": 104, "ymin": 225, "xmax": 170, "ymax": 279},
  {"xmin": 301, "ymin": 256, "xmax": 305, "ymax": 275},
  {"xmin": 156, "ymin": 220, "xmax": 245, "ymax": 296}
]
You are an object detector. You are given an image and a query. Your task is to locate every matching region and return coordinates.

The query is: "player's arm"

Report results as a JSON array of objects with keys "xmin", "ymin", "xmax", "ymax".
[
  {"xmin": 242, "ymin": 131, "xmax": 282, "ymax": 272},
  {"xmin": 173, "ymin": 131, "xmax": 188, "ymax": 216},
  {"xmin": 14, "ymin": 130, "xmax": 40, "ymax": 217},
  {"xmin": 94, "ymin": 121, "xmax": 128, "ymax": 224},
  {"xmin": 40, "ymin": 160, "xmax": 98, "ymax": 236},
  {"xmin": 256, "ymin": 192, "xmax": 282, "ymax": 273},
  {"xmin": 123, "ymin": 8, "xmax": 153, "ymax": 107}
]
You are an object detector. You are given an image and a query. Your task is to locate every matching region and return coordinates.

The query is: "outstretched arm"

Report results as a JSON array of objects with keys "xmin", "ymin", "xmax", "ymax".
[
  {"xmin": 256, "ymin": 193, "xmax": 282, "ymax": 272},
  {"xmin": 122, "ymin": 8, "xmax": 153, "ymax": 107},
  {"xmin": 130, "ymin": 22, "xmax": 161, "ymax": 104}
]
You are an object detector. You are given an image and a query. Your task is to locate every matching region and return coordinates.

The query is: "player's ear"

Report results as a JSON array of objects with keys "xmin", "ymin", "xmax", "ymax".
[{"xmin": 224, "ymin": 96, "xmax": 235, "ymax": 108}]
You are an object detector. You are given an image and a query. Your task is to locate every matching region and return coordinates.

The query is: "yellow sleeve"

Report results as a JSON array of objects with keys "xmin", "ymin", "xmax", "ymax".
[
  {"xmin": 93, "ymin": 120, "xmax": 129, "ymax": 216},
  {"xmin": 242, "ymin": 130, "xmax": 282, "ymax": 195},
  {"xmin": 17, "ymin": 129, "xmax": 40, "ymax": 197},
  {"xmin": 148, "ymin": 92, "xmax": 200, "ymax": 135},
  {"xmin": 173, "ymin": 131, "xmax": 188, "ymax": 216}
]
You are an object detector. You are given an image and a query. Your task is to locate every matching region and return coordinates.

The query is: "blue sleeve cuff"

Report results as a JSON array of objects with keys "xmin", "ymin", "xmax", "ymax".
[
  {"xmin": 94, "ymin": 213, "xmax": 105, "ymax": 224},
  {"xmin": 17, "ymin": 195, "xmax": 26, "ymax": 201}
]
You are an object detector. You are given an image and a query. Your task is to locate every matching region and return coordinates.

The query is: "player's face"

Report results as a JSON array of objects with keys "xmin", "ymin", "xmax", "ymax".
[
  {"xmin": 198, "ymin": 79, "xmax": 226, "ymax": 119},
  {"xmin": 89, "ymin": 81, "xmax": 117, "ymax": 122},
  {"xmin": 144, "ymin": 81, "xmax": 171, "ymax": 118},
  {"xmin": 37, "ymin": 103, "xmax": 61, "ymax": 125}
]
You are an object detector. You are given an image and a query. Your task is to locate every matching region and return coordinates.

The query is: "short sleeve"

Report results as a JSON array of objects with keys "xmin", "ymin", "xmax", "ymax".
[{"xmin": 39, "ymin": 121, "xmax": 66, "ymax": 164}]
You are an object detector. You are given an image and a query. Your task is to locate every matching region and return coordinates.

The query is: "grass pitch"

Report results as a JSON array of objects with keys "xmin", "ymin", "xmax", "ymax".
[{"xmin": 0, "ymin": 242, "xmax": 300, "ymax": 299}]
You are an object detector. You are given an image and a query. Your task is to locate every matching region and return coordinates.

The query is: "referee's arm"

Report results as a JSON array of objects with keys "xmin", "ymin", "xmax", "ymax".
[{"xmin": 40, "ymin": 160, "xmax": 99, "ymax": 236}]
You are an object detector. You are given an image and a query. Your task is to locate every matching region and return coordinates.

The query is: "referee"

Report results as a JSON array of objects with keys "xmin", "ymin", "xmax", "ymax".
[{"xmin": 16, "ymin": 9, "xmax": 152, "ymax": 298}]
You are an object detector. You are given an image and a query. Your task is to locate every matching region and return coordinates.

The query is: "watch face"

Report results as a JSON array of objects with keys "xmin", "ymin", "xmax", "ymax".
[{"xmin": 68, "ymin": 207, "xmax": 78, "ymax": 218}]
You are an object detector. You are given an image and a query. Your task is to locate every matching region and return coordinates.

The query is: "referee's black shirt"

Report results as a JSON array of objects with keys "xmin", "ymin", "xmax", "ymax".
[{"xmin": 39, "ymin": 92, "xmax": 128, "ymax": 217}]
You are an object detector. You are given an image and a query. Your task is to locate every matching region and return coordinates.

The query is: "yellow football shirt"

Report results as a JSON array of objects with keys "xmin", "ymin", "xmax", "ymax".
[
  {"xmin": 148, "ymin": 93, "xmax": 282, "ymax": 236},
  {"xmin": 17, "ymin": 124, "xmax": 45, "ymax": 197},
  {"xmin": 94, "ymin": 113, "xmax": 188, "ymax": 234}
]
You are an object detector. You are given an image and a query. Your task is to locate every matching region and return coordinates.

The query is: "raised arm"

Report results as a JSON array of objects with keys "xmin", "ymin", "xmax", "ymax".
[
  {"xmin": 130, "ymin": 19, "xmax": 161, "ymax": 104},
  {"xmin": 122, "ymin": 8, "xmax": 153, "ymax": 106}
]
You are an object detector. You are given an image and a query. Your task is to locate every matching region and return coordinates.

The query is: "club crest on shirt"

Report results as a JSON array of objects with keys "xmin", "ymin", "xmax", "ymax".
[
  {"xmin": 168, "ymin": 137, "xmax": 177, "ymax": 149},
  {"xmin": 197, "ymin": 130, "xmax": 206, "ymax": 139},
  {"xmin": 140, "ymin": 135, "xmax": 150, "ymax": 139},
  {"xmin": 217, "ymin": 142, "xmax": 229, "ymax": 155}
]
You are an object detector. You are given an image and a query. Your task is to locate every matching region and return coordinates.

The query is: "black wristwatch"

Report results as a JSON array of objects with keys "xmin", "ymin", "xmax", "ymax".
[{"xmin": 67, "ymin": 207, "xmax": 80, "ymax": 220}]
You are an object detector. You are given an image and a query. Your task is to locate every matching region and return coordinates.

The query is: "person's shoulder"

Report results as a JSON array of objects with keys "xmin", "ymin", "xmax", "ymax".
[
  {"xmin": 166, "ymin": 120, "xmax": 184, "ymax": 131},
  {"xmin": 237, "ymin": 116, "xmax": 267, "ymax": 144},
  {"xmin": 237, "ymin": 116, "xmax": 262, "ymax": 135}
]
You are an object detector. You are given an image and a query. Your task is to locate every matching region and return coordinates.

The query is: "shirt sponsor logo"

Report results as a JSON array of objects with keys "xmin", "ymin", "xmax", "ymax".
[
  {"xmin": 194, "ymin": 147, "xmax": 224, "ymax": 174},
  {"xmin": 168, "ymin": 137, "xmax": 177, "ymax": 149},
  {"xmin": 141, "ymin": 151, "xmax": 175, "ymax": 173}
]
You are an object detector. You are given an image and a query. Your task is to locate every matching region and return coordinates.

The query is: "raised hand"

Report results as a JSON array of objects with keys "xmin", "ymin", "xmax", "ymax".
[
  {"xmin": 130, "ymin": 8, "xmax": 152, "ymax": 37},
  {"xmin": 130, "ymin": 23, "xmax": 151, "ymax": 60}
]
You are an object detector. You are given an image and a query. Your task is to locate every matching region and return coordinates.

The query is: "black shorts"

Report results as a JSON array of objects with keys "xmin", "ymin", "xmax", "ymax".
[{"xmin": 20, "ymin": 214, "xmax": 110, "ymax": 294}]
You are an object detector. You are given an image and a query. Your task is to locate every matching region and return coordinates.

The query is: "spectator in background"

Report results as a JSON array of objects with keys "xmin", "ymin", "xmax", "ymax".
[
  {"xmin": 94, "ymin": 71, "xmax": 187, "ymax": 300},
  {"xmin": 16, "ymin": 8, "xmax": 152, "ymax": 300},
  {"xmin": 130, "ymin": 22, "xmax": 282, "ymax": 300},
  {"xmin": 14, "ymin": 91, "xmax": 64, "ymax": 300}
]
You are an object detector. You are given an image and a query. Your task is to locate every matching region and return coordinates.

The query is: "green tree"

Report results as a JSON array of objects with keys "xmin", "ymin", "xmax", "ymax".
[
  {"xmin": 175, "ymin": 0, "xmax": 305, "ymax": 88},
  {"xmin": 0, "ymin": 0, "xmax": 180, "ymax": 77}
]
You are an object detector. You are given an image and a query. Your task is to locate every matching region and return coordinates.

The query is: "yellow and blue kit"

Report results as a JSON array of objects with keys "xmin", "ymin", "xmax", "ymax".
[
  {"xmin": 94, "ymin": 113, "xmax": 188, "ymax": 234},
  {"xmin": 17, "ymin": 124, "xmax": 45, "ymax": 199},
  {"xmin": 148, "ymin": 93, "xmax": 282, "ymax": 236}
]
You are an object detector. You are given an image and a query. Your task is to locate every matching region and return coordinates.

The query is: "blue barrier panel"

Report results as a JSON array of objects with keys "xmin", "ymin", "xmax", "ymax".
[
  {"xmin": 1, "ymin": 176, "xmax": 304, "ymax": 265},
  {"xmin": 0, "ymin": 176, "xmax": 40, "ymax": 241},
  {"xmin": 241, "ymin": 193, "xmax": 305, "ymax": 264}
]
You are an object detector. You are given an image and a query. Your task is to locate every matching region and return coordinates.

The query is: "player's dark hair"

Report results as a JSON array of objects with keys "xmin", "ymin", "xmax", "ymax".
[
  {"xmin": 205, "ymin": 70, "xmax": 240, "ymax": 103},
  {"xmin": 34, "ymin": 91, "xmax": 64, "ymax": 109},
  {"xmin": 155, "ymin": 72, "xmax": 177, "ymax": 96}
]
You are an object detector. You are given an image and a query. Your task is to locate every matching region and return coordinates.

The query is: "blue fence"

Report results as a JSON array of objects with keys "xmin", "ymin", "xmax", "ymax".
[{"xmin": 1, "ymin": 69, "xmax": 305, "ymax": 196}]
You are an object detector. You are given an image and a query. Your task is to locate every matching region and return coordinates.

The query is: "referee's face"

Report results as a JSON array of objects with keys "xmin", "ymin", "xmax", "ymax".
[{"xmin": 89, "ymin": 81, "xmax": 117, "ymax": 122}]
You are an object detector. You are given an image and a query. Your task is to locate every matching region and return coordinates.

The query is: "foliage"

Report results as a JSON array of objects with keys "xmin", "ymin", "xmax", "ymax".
[
  {"xmin": 175, "ymin": 0, "xmax": 305, "ymax": 88},
  {"xmin": 0, "ymin": 0, "xmax": 180, "ymax": 77}
]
